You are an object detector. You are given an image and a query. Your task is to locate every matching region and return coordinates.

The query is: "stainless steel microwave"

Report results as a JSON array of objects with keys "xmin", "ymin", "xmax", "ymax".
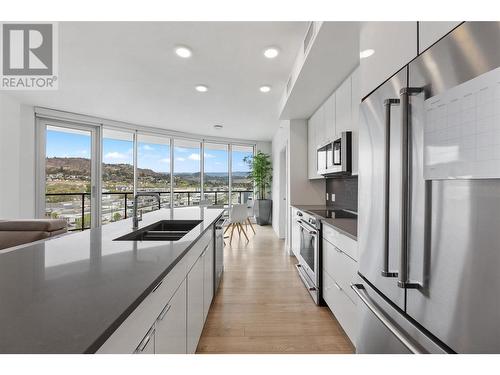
[{"xmin": 317, "ymin": 131, "xmax": 352, "ymax": 176}]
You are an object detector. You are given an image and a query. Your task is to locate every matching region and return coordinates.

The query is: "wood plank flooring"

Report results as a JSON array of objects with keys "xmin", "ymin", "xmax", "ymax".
[{"xmin": 196, "ymin": 224, "xmax": 354, "ymax": 354}]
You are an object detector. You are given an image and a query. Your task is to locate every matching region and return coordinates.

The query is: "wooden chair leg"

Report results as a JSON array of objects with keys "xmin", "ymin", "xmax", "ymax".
[
  {"xmin": 247, "ymin": 218, "xmax": 256, "ymax": 234},
  {"xmin": 224, "ymin": 224, "xmax": 231, "ymax": 234},
  {"xmin": 238, "ymin": 223, "xmax": 249, "ymax": 242},
  {"xmin": 230, "ymin": 224, "xmax": 236, "ymax": 243}
]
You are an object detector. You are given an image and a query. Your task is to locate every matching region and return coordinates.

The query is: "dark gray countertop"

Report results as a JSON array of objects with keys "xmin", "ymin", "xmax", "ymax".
[
  {"xmin": 292, "ymin": 205, "xmax": 357, "ymax": 240},
  {"xmin": 0, "ymin": 207, "xmax": 223, "ymax": 354}
]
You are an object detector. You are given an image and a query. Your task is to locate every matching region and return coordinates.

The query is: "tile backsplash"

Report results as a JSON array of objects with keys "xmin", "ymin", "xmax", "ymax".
[{"xmin": 326, "ymin": 176, "xmax": 358, "ymax": 211}]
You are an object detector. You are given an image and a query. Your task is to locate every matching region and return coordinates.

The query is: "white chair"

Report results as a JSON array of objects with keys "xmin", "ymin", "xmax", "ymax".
[
  {"xmin": 245, "ymin": 198, "xmax": 256, "ymax": 234},
  {"xmin": 199, "ymin": 199, "xmax": 211, "ymax": 207},
  {"xmin": 224, "ymin": 204, "xmax": 249, "ymax": 242}
]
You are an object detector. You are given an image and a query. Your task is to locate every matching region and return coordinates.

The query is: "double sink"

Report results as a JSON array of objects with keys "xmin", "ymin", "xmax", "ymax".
[{"xmin": 114, "ymin": 220, "xmax": 203, "ymax": 242}]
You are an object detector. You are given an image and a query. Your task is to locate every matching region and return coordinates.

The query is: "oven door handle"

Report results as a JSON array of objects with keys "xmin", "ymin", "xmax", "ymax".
[
  {"xmin": 297, "ymin": 221, "xmax": 317, "ymax": 236},
  {"xmin": 295, "ymin": 264, "xmax": 317, "ymax": 291}
]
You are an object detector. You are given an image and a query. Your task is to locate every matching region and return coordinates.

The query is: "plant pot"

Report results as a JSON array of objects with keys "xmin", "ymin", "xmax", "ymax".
[{"xmin": 254, "ymin": 199, "xmax": 272, "ymax": 225}]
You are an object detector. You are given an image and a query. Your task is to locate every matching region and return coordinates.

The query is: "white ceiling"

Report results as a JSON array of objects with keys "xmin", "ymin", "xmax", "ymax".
[{"xmin": 7, "ymin": 22, "xmax": 309, "ymax": 141}]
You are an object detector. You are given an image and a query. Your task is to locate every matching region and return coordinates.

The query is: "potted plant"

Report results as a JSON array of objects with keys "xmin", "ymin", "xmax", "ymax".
[{"xmin": 244, "ymin": 151, "xmax": 272, "ymax": 225}]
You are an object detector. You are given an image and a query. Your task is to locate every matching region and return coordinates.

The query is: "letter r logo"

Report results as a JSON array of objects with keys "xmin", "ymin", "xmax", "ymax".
[{"xmin": 2, "ymin": 24, "xmax": 53, "ymax": 75}]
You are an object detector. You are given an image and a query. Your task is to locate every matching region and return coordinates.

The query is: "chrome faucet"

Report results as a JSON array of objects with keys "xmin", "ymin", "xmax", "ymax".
[{"xmin": 133, "ymin": 192, "xmax": 161, "ymax": 230}]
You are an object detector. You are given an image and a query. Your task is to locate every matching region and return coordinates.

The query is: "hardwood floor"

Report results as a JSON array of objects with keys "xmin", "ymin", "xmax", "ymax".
[{"xmin": 196, "ymin": 224, "xmax": 354, "ymax": 354}]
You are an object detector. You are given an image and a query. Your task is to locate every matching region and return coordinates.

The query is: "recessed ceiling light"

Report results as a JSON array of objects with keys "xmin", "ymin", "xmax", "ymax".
[
  {"xmin": 213, "ymin": 124, "xmax": 223, "ymax": 129},
  {"xmin": 195, "ymin": 85, "xmax": 208, "ymax": 92},
  {"xmin": 175, "ymin": 46, "xmax": 192, "ymax": 58},
  {"xmin": 259, "ymin": 85, "xmax": 271, "ymax": 93},
  {"xmin": 263, "ymin": 47, "xmax": 279, "ymax": 59},
  {"xmin": 360, "ymin": 49, "xmax": 375, "ymax": 59}
]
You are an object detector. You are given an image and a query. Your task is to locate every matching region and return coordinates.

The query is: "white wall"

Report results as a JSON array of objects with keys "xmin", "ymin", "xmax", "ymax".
[
  {"xmin": 271, "ymin": 119, "xmax": 325, "ymax": 244},
  {"xmin": 0, "ymin": 92, "xmax": 35, "ymax": 219}
]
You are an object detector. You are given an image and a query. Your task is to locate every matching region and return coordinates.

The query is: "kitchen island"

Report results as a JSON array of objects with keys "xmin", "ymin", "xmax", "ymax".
[{"xmin": 0, "ymin": 207, "xmax": 224, "ymax": 354}]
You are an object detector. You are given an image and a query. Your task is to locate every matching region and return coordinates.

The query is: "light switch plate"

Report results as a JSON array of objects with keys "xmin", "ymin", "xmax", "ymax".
[
  {"xmin": 326, "ymin": 193, "xmax": 329, "ymax": 201},
  {"xmin": 331, "ymin": 194, "xmax": 335, "ymax": 201}
]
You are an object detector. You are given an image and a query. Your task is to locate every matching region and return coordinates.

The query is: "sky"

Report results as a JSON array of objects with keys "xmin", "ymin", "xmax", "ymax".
[{"xmin": 46, "ymin": 129, "xmax": 252, "ymax": 174}]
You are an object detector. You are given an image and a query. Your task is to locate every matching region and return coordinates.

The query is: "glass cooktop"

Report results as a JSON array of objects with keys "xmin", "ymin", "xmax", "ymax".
[{"xmin": 308, "ymin": 209, "xmax": 357, "ymax": 219}]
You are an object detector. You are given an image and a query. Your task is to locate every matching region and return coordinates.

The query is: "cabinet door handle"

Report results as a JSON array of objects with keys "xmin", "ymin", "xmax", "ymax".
[
  {"xmin": 137, "ymin": 328, "xmax": 154, "ymax": 352},
  {"xmin": 152, "ymin": 281, "xmax": 163, "ymax": 293},
  {"xmin": 333, "ymin": 281, "xmax": 342, "ymax": 291},
  {"xmin": 158, "ymin": 304, "xmax": 171, "ymax": 321}
]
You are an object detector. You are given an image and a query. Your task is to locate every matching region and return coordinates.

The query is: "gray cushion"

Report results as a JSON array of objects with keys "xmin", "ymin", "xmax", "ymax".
[{"xmin": 0, "ymin": 219, "xmax": 67, "ymax": 232}]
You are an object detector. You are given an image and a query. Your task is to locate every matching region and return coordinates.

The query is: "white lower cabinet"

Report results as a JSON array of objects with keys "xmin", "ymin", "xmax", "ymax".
[
  {"xmin": 187, "ymin": 251, "xmax": 206, "ymax": 353},
  {"xmin": 203, "ymin": 246, "xmax": 214, "ymax": 319},
  {"xmin": 291, "ymin": 208, "xmax": 301, "ymax": 257},
  {"xmin": 155, "ymin": 278, "xmax": 187, "ymax": 354},
  {"xmin": 321, "ymin": 225, "xmax": 359, "ymax": 346},
  {"xmin": 322, "ymin": 269, "xmax": 358, "ymax": 344}
]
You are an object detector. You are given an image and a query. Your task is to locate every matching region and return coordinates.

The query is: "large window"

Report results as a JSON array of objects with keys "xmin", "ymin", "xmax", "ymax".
[
  {"xmin": 101, "ymin": 129, "xmax": 134, "ymax": 225},
  {"xmin": 173, "ymin": 139, "xmax": 201, "ymax": 207},
  {"xmin": 231, "ymin": 145, "xmax": 254, "ymax": 204},
  {"xmin": 40, "ymin": 116, "xmax": 256, "ymax": 230},
  {"xmin": 203, "ymin": 143, "xmax": 229, "ymax": 205},
  {"xmin": 44, "ymin": 125, "xmax": 93, "ymax": 231},
  {"xmin": 137, "ymin": 134, "xmax": 171, "ymax": 211}
]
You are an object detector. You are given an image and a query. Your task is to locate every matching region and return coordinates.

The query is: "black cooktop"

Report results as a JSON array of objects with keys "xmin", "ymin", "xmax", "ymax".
[{"xmin": 308, "ymin": 209, "xmax": 357, "ymax": 219}]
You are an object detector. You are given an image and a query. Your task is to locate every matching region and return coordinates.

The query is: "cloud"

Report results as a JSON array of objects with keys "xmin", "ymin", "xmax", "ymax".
[
  {"xmin": 188, "ymin": 153, "xmax": 200, "ymax": 161},
  {"xmin": 176, "ymin": 157, "xmax": 186, "ymax": 162},
  {"xmin": 79, "ymin": 150, "xmax": 88, "ymax": 155},
  {"xmin": 204, "ymin": 153, "xmax": 215, "ymax": 158},
  {"xmin": 104, "ymin": 152, "xmax": 127, "ymax": 160},
  {"xmin": 143, "ymin": 145, "xmax": 154, "ymax": 151},
  {"xmin": 160, "ymin": 158, "xmax": 170, "ymax": 163},
  {"xmin": 175, "ymin": 147, "xmax": 188, "ymax": 153}
]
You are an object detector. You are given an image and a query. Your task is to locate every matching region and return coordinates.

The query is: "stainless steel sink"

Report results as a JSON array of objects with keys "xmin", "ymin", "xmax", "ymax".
[{"xmin": 114, "ymin": 220, "xmax": 203, "ymax": 242}]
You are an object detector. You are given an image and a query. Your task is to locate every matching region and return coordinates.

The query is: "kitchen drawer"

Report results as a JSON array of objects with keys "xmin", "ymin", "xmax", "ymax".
[
  {"xmin": 322, "ymin": 223, "xmax": 357, "ymax": 260},
  {"xmin": 322, "ymin": 239, "xmax": 358, "ymax": 304},
  {"xmin": 322, "ymin": 269, "xmax": 358, "ymax": 345}
]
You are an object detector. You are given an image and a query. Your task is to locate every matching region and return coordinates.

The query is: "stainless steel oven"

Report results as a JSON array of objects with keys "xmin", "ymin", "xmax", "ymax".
[{"xmin": 295, "ymin": 211, "xmax": 320, "ymax": 304}]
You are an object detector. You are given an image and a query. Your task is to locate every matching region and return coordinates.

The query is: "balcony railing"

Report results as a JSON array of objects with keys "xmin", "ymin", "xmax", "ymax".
[{"xmin": 45, "ymin": 190, "xmax": 253, "ymax": 231}]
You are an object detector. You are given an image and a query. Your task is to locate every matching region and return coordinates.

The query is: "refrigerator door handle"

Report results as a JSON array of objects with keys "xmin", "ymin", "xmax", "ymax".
[
  {"xmin": 351, "ymin": 283, "xmax": 426, "ymax": 354},
  {"xmin": 398, "ymin": 87, "xmax": 424, "ymax": 289},
  {"xmin": 382, "ymin": 98, "xmax": 400, "ymax": 278}
]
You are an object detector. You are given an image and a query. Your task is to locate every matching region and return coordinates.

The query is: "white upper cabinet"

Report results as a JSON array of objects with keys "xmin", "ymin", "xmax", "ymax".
[
  {"xmin": 314, "ymin": 103, "xmax": 326, "ymax": 148},
  {"xmin": 307, "ymin": 110, "xmax": 323, "ymax": 180},
  {"xmin": 351, "ymin": 67, "xmax": 360, "ymax": 175},
  {"xmin": 359, "ymin": 22, "xmax": 418, "ymax": 99},
  {"xmin": 418, "ymin": 21, "xmax": 461, "ymax": 52},
  {"xmin": 324, "ymin": 93, "xmax": 336, "ymax": 143},
  {"xmin": 335, "ymin": 76, "xmax": 351, "ymax": 138},
  {"xmin": 307, "ymin": 118, "xmax": 316, "ymax": 179}
]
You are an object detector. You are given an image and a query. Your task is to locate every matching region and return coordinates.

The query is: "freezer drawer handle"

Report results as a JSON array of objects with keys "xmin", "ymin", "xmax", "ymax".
[
  {"xmin": 381, "ymin": 98, "xmax": 400, "ymax": 278},
  {"xmin": 350, "ymin": 283, "xmax": 425, "ymax": 354}
]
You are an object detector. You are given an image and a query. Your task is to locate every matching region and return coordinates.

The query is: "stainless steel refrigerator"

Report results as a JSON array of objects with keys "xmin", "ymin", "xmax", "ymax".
[{"xmin": 354, "ymin": 22, "xmax": 500, "ymax": 354}]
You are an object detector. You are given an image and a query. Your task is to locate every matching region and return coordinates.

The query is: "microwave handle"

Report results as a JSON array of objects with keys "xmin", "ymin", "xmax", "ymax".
[{"xmin": 381, "ymin": 98, "xmax": 400, "ymax": 278}]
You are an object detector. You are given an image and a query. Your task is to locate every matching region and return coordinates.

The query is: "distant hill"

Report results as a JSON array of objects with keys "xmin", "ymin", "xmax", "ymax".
[{"xmin": 46, "ymin": 157, "xmax": 250, "ymax": 180}]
